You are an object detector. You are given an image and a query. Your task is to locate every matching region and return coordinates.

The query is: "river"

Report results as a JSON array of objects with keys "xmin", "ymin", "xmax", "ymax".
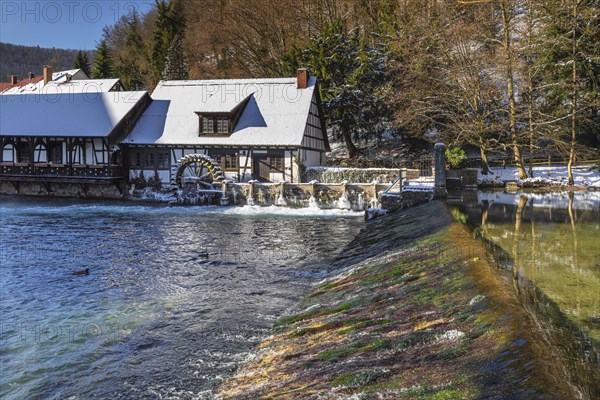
[
  {"xmin": 450, "ymin": 190, "xmax": 600, "ymax": 399},
  {"xmin": 2, "ymin": 193, "xmax": 599, "ymax": 399},
  {"xmin": 0, "ymin": 197, "xmax": 365, "ymax": 399}
]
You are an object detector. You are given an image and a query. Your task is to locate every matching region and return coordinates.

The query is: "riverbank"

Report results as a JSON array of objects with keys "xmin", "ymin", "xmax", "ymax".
[
  {"xmin": 216, "ymin": 201, "xmax": 567, "ymax": 399},
  {"xmin": 477, "ymin": 164, "xmax": 600, "ymax": 190}
]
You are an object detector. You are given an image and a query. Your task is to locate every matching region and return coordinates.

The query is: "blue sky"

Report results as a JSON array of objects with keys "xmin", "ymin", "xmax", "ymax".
[{"xmin": 1, "ymin": 1, "xmax": 155, "ymax": 50}]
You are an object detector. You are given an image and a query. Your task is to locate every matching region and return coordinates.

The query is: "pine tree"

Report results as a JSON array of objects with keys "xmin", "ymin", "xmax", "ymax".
[
  {"xmin": 284, "ymin": 20, "xmax": 389, "ymax": 158},
  {"xmin": 162, "ymin": 35, "xmax": 189, "ymax": 80},
  {"xmin": 152, "ymin": 0, "xmax": 171, "ymax": 83},
  {"xmin": 91, "ymin": 40, "xmax": 113, "ymax": 79},
  {"xmin": 152, "ymin": 0, "xmax": 187, "ymax": 85},
  {"xmin": 73, "ymin": 50, "xmax": 91, "ymax": 76},
  {"xmin": 118, "ymin": 12, "xmax": 147, "ymax": 90}
]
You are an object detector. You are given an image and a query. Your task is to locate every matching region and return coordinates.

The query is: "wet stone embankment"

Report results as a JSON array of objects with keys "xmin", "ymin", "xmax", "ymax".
[{"xmin": 216, "ymin": 201, "xmax": 573, "ymax": 399}]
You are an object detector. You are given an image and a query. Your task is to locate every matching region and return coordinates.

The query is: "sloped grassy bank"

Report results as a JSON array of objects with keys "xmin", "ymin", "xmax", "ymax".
[{"xmin": 216, "ymin": 202, "xmax": 558, "ymax": 399}]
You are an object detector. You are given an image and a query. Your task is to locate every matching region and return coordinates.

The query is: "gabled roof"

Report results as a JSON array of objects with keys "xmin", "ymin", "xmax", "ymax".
[
  {"xmin": 195, "ymin": 92, "xmax": 254, "ymax": 114},
  {"xmin": 0, "ymin": 91, "xmax": 149, "ymax": 138},
  {"xmin": 52, "ymin": 69, "xmax": 87, "ymax": 81},
  {"xmin": 43, "ymin": 79, "xmax": 122, "ymax": 93},
  {"xmin": 123, "ymin": 77, "xmax": 320, "ymax": 147},
  {"xmin": 0, "ymin": 69, "xmax": 90, "ymax": 95},
  {"xmin": 0, "ymin": 76, "xmax": 44, "ymax": 93}
]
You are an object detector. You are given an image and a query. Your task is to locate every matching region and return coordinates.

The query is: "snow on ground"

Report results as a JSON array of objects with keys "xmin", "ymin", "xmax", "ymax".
[
  {"xmin": 402, "ymin": 176, "xmax": 434, "ymax": 192},
  {"xmin": 478, "ymin": 165, "xmax": 600, "ymax": 188},
  {"xmin": 306, "ymin": 166, "xmax": 401, "ymax": 172},
  {"xmin": 478, "ymin": 191, "xmax": 600, "ymax": 210}
]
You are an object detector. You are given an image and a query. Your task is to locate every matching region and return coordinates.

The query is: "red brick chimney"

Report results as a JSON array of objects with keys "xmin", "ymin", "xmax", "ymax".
[
  {"xmin": 297, "ymin": 68, "xmax": 308, "ymax": 89},
  {"xmin": 10, "ymin": 75, "xmax": 17, "ymax": 85},
  {"xmin": 43, "ymin": 65, "xmax": 52, "ymax": 85}
]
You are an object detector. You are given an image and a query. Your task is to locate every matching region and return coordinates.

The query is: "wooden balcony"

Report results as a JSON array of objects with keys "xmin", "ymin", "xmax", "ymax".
[{"xmin": 0, "ymin": 163, "xmax": 124, "ymax": 183}]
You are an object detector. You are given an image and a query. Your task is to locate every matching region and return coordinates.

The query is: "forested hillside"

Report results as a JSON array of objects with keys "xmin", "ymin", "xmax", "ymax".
[
  {"xmin": 0, "ymin": 42, "xmax": 93, "ymax": 81},
  {"xmin": 31, "ymin": 1, "xmax": 600, "ymax": 181}
]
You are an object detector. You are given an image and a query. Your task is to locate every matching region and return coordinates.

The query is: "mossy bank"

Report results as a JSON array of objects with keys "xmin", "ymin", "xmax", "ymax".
[{"xmin": 216, "ymin": 201, "xmax": 571, "ymax": 399}]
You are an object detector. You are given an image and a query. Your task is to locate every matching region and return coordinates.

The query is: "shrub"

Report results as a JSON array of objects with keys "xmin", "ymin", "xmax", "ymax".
[
  {"xmin": 445, "ymin": 147, "xmax": 467, "ymax": 169},
  {"xmin": 147, "ymin": 171, "xmax": 163, "ymax": 191},
  {"xmin": 130, "ymin": 171, "xmax": 147, "ymax": 188}
]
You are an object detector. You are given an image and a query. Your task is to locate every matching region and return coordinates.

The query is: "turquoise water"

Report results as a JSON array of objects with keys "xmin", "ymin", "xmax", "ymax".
[{"xmin": 0, "ymin": 197, "xmax": 365, "ymax": 399}]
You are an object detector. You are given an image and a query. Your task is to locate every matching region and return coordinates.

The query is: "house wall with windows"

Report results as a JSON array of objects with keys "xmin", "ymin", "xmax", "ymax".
[
  {"xmin": 122, "ymin": 70, "xmax": 329, "ymax": 186},
  {"xmin": 0, "ymin": 91, "xmax": 151, "ymax": 182},
  {"xmin": 126, "ymin": 146, "xmax": 302, "ymax": 185}
]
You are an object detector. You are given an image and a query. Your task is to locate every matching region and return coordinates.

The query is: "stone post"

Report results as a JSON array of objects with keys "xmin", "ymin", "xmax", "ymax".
[
  {"xmin": 247, "ymin": 180, "xmax": 256, "ymax": 206},
  {"xmin": 434, "ymin": 143, "xmax": 447, "ymax": 199},
  {"xmin": 220, "ymin": 180, "xmax": 229, "ymax": 206}
]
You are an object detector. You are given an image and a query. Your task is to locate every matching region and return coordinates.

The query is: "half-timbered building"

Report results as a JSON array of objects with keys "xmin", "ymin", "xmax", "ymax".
[
  {"xmin": 0, "ymin": 91, "xmax": 151, "ymax": 185},
  {"xmin": 122, "ymin": 69, "xmax": 329, "ymax": 184}
]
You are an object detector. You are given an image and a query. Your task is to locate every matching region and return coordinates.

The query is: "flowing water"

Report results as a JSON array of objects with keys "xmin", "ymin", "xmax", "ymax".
[
  {"xmin": 451, "ymin": 191, "xmax": 600, "ymax": 399},
  {"xmin": 2, "ymin": 193, "xmax": 599, "ymax": 399},
  {"xmin": 0, "ymin": 197, "xmax": 365, "ymax": 399}
]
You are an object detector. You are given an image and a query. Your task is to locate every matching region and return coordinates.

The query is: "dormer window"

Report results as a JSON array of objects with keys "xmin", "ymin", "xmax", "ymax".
[
  {"xmin": 195, "ymin": 93, "xmax": 255, "ymax": 137},
  {"xmin": 198, "ymin": 114, "xmax": 231, "ymax": 135}
]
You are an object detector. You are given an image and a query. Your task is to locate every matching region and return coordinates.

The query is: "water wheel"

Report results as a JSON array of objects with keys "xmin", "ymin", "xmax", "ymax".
[{"xmin": 172, "ymin": 154, "xmax": 224, "ymax": 189}]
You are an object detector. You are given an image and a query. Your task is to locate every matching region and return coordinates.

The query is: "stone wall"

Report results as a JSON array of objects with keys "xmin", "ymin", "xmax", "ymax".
[
  {"xmin": 0, "ymin": 181, "xmax": 126, "ymax": 199},
  {"xmin": 380, "ymin": 190, "xmax": 434, "ymax": 210},
  {"xmin": 303, "ymin": 167, "xmax": 423, "ymax": 184},
  {"xmin": 220, "ymin": 181, "xmax": 390, "ymax": 210}
]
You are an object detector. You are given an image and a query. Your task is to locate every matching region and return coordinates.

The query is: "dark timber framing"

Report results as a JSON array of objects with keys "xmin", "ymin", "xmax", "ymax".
[{"xmin": 0, "ymin": 92, "xmax": 151, "ymax": 183}]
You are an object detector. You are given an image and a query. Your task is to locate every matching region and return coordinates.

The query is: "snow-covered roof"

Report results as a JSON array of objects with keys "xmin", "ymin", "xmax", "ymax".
[
  {"xmin": 0, "ymin": 91, "xmax": 148, "ymax": 137},
  {"xmin": 123, "ymin": 77, "xmax": 318, "ymax": 147},
  {"xmin": 43, "ymin": 79, "xmax": 122, "ymax": 93},
  {"xmin": 1, "ymin": 69, "xmax": 91, "ymax": 95},
  {"xmin": 52, "ymin": 69, "xmax": 89, "ymax": 82},
  {"xmin": 2, "ymin": 79, "xmax": 121, "ymax": 95}
]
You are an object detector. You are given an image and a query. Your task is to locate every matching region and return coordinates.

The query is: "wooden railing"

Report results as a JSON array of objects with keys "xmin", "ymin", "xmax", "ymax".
[{"xmin": 0, "ymin": 163, "xmax": 123, "ymax": 179}]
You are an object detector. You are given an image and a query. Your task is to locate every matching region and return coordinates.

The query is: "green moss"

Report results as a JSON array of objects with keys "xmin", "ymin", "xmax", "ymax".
[
  {"xmin": 332, "ymin": 369, "xmax": 390, "ymax": 388},
  {"xmin": 422, "ymin": 388, "xmax": 465, "ymax": 399},
  {"xmin": 274, "ymin": 310, "xmax": 319, "ymax": 327},
  {"xmin": 423, "ymin": 344, "xmax": 468, "ymax": 362},
  {"xmin": 363, "ymin": 375, "xmax": 405, "ymax": 391},
  {"xmin": 318, "ymin": 339, "xmax": 389, "ymax": 361},
  {"xmin": 319, "ymin": 281, "xmax": 342, "ymax": 291},
  {"xmin": 394, "ymin": 331, "xmax": 434, "ymax": 349},
  {"xmin": 450, "ymin": 207, "xmax": 468, "ymax": 224},
  {"xmin": 318, "ymin": 347, "xmax": 357, "ymax": 361}
]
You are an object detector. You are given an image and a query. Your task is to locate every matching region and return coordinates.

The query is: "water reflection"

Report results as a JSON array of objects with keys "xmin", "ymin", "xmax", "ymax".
[{"xmin": 452, "ymin": 190, "xmax": 600, "ymax": 399}]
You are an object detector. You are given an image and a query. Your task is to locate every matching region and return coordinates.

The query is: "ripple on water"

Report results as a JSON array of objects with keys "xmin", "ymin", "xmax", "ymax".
[{"xmin": 0, "ymin": 197, "xmax": 365, "ymax": 399}]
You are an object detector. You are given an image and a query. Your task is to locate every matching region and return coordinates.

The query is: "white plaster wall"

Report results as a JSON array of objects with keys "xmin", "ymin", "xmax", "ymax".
[{"xmin": 303, "ymin": 150, "xmax": 322, "ymax": 167}]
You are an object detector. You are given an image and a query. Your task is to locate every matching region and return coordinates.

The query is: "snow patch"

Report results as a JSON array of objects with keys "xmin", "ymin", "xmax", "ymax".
[
  {"xmin": 437, "ymin": 330, "xmax": 465, "ymax": 342},
  {"xmin": 477, "ymin": 165, "xmax": 600, "ymax": 188},
  {"xmin": 469, "ymin": 295, "xmax": 486, "ymax": 306}
]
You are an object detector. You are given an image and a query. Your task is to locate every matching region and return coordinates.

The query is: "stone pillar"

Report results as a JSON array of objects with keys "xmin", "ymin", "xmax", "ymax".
[
  {"xmin": 220, "ymin": 181, "xmax": 229, "ymax": 206},
  {"xmin": 434, "ymin": 143, "xmax": 447, "ymax": 199},
  {"xmin": 247, "ymin": 180, "xmax": 256, "ymax": 206}
]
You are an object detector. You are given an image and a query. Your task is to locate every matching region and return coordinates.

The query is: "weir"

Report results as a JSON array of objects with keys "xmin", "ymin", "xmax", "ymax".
[
  {"xmin": 168, "ymin": 144, "xmax": 449, "ymax": 210},
  {"xmin": 1, "ymin": 145, "xmax": 449, "ymax": 212}
]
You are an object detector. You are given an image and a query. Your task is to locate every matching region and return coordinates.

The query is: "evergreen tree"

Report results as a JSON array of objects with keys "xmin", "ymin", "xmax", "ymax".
[
  {"xmin": 152, "ymin": 0, "xmax": 187, "ymax": 85},
  {"xmin": 285, "ymin": 20, "xmax": 389, "ymax": 158},
  {"xmin": 73, "ymin": 50, "xmax": 91, "ymax": 76},
  {"xmin": 117, "ymin": 12, "xmax": 147, "ymax": 90},
  {"xmin": 162, "ymin": 35, "xmax": 189, "ymax": 80},
  {"xmin": 91, "ymin": 40, "xmax": 113, "ymax": 79}
]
